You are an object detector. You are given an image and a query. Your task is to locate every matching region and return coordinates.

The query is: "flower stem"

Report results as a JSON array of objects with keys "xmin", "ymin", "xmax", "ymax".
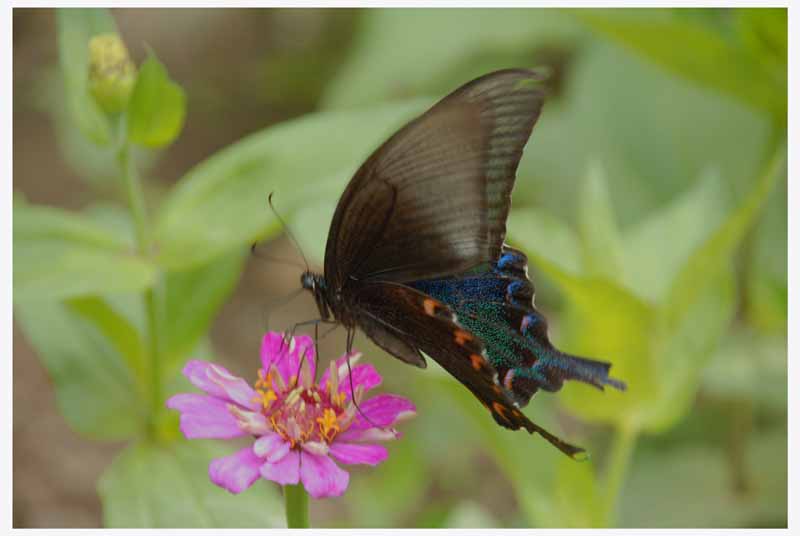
[
  {"xmin": 119, "ymin": 142, "xmax": 162, "ymax": 439},
  {"xmin": 602, "ymin": 424, "xmax": 637, "ymax": 526},
  {"xmin": 283, "ymin": 484, "xmax": 310, "ymax": 528}
]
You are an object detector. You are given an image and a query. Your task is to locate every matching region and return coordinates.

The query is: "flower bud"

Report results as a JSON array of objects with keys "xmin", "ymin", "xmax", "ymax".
[{"xmin": 88, "ymin": 33, "xmax": 136, "ymax": 114}]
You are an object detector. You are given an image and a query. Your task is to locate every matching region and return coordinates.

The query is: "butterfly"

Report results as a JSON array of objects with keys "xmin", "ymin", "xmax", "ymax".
[{"xmin": 300, "ymin": 69, "xmax": 625, "ymax": 458}]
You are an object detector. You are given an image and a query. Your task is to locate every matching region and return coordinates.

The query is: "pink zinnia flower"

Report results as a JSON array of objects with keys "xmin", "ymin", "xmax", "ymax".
[{"xmin": 166, "ymin": 333, "xmax": 416, "ymax": 498}]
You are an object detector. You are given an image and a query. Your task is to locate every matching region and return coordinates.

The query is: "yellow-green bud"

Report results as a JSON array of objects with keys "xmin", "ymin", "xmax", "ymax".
[{"xmin": 88, "ymin": 33, "xmax": 136, "ymax": 115}]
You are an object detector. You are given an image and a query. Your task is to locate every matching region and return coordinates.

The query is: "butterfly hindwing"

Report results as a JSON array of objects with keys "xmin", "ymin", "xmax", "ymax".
[
  {"xmin": 410, "ymin": 246, "xmax": 626, "ymax": 407},
  {"xmin": 324, "ymin": 69, "xmax": 547, "ymax": 289},
  {"xmin": 352, "ymin": 281, "xmax": 586, "ymax": 458}
]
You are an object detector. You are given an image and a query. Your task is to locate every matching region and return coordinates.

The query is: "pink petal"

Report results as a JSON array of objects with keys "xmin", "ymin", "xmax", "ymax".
[
  {"xmin": 319, "ymin": 354, "xmax": 381, "ymax": 400},
  {"xmin": 166, "ymin": 393, "xmax": 244, "ymax": 439},
  {"xmin": 209, "ymin": 446, "xmax": 262, "ymax": 494},
  {"xmin": 329, "ymin": 442, "xmax": 388, "ymax": 466},
  {"xmin": 254, "ymin": 433, "xmax": 291, "ymax": 463},
  {"xmin": 260, "ymin": 449, "xmax": 300, "ymax": 486},
  {"xmin": 318, "ymin": 352, "xmax": 360, "ymax": 387},
  {"xmin": 182, "ymin": 360, "xmax": 259, "ymax": 410},
  {"xmin": 340, "ymin": 363, "xmax": 381, "ymax": 400},
  {"xmin": 260, "ymin": 333, "xmax": 316, "ymax": 387},
  {"xmin": 207, "ymin": 364, "xmax": 259, "ymax": 410},
  {"xmin": 344, "ymin": 394, "xmax": 416, "ymax": 431},
  {"xmin": 337, "ymin": 427, "xmax": 401, "ymax": 443},
  {"xmin": 299, "ymin": 452, "xmax": 349, "ymax": 499}
]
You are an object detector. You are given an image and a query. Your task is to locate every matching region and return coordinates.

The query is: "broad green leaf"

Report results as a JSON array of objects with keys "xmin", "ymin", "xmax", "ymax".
[
  {"xmin": 99, "ymin": 440, "xmax": 284, "ymax": 527},
  {"xmin": 68, "ymin": 296, "xmax": 148, "ymax": 390},
  {"xmin": 621, "ymin": 169, "xmax": 729, "ymax": 304},
  {"xmin": 701, "ymin": 328, "xmax": 787, "ymax": 413},
  {"xmin": 507, "ymin": 207, "xmax": 582, "ymax": 277},
  {"xmin": 347, "ymin": 438, "xmax": 427, "ymax": 528},
  {"xmin": 574, "ymin": 9, "xmax": 786, "ymax": 121},
  {"xmin": 556, "ymin": 279, "xmax": 657, "ymax": 426},
  {"xmin": 641, "ymin": 266, "xmax": 736, "ymax": 433},
  {"xmin": 746, "ymin": 177, "xmax": 787, "ymax": 333},
  {"xmin": 664, "ymin": 143, "xmax": 785, "ymax": 326},
  {"xmin": 127, "ymin": 53, "xmax": 187, "ymax": 148},
  {"xmin": 162, "ymin": 250, "xmax": 248, "ymax": 376},
  {"xmin": 323, "ymin": 8, "xmax": 581, "ymax": 108},
  {"xmin": 291, "ymin": 197, "xmax": 337, "ymax": 265},
  {"xmin": 514, "ymin": 40, "xmax": 770, "ymax": 225},
  {"xmin": 552, "ymin": 455, "xmax": 603, "ymax": 527},
  {"xmin": 13, "ymin": 203, "xmax": 157, "ymax": 300},
  {"xmin": 619, "ymin": 432, "xmax": 787, "ymax": 527},
  {"xmin": 155, "ymin": 99, "xmax": 430, "ymax": 270},
  {"xmin": 15, "ymin": 299, "xmax": 142, "ymax": 440},
  {"xmin": 577, "ymin": 161, "xmax": 624, "ymax": 282},
  {"xmin": 56, "ymin": 8, "xmax": 117, "ymax": 145},
  {"xmin": 434, "ymin": 373, "xmax": 576, "ymax": 527}
]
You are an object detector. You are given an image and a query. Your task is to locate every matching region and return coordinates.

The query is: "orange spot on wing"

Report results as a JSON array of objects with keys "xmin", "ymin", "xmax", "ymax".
[
  {"xmin": 454, "ymin": 329, "xmax": 473, "ymax": 346},
  {"xmin": 492, "ymin": 401, "xmax": 510, "ymax": 423},
  {"xmin": 470, "ymin": 354, "xmax": 485, "ymax": 371},
  {"xmin": 423, "ymin": 298, "xmax": 438, "ymax": 316}
]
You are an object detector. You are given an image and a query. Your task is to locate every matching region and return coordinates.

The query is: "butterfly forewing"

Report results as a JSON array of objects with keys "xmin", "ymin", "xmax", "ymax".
[{"xmin": 324, "ymin": 69, "xmax": 547, "ymax": 289}]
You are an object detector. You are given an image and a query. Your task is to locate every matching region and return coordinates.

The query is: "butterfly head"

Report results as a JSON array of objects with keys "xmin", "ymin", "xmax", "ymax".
[{"xmin": 301, "ymin": 271, "xmax": 331, "ymax": 321}]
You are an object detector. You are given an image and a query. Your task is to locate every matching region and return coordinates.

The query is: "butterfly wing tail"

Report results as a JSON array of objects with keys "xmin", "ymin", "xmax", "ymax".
[{"xmin": 506, "ymin": 350, "xmax": 626, "ymax": 408}]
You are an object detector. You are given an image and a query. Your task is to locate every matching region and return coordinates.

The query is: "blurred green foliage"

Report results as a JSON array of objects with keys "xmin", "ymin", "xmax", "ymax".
[{"xmin": 13, "ymin": 7, "xmax": 786, "ymax": 528}]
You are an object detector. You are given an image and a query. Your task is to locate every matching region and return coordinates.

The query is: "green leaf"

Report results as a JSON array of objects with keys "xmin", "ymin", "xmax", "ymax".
[
  {"xmin": 556, "ymin": 279, "xmax": 657, "ymax": 426},
  {"xmin": 291, "ymin": 198, "xmax": 337, "ymax": 265},
  {"xmin": 664, "ymin": 144, "xmax": 785, "ymax": 326},
  {"xmin": 155, "ymin": 99, "xmax": 430, "ymax": 270},
  {"xmin": 577, "ymin": 161, "xmax": 625, "ymax": 282},
  {"xmin": 552, "ymin": 455, "xmax": 603, "ymax": 527},
  {"xmin": 13, "ymin": 203, "xmax": 158, "ymax": 300},
  {"xmin": 15, "ymin": 298, "xmax": 142, "ymax": 440},
  {"xmin": 99, "ymin": 440, "xmax": 284, "ymax": 527},
  {"xmin": 702, "ymin": 327, "xmax": 787, "ymax": 413},
  {"xmin": 322, "ymin": 8, "xmax": 581, "ymax": 108},
  {"xmin": 619, "ymin": 432, "xmax": 787, "ymax": 527},
  {"xmin": 746, "ymin": 176, "xmax": 787, "ymax": 333},
  {"xmin": 507, "ymin": 207, "xmax": 582, "ymax": 278},
  {"xmin": 347, "ymin": 439, "xmax": 427, "ymax": 527},
  {"xmin": 574, "ymin": 9, "xmax": 786, "ymax": 121},
  {"xmin": 162, "ymin": 250, "xmax": 247, "ymax": 375},
  {"xmin": 641, "ymin": 266, "xmax": 736, "ymax": 433},
  {"xmin": 513, "ymin": 39, "xmax": 770, "ymax": 220},
  {"xmin": 621, "ymin": 169, "xmax": 729, "ymax": 304},
  {"xmin": 56, "ymin": 8, "xmax": 117, "ymax": 145},
  {"xmin": 127, "ymin": 53, "xmax": 187, "ymax": 148},
  {"xmin": 68, "ymin": 296, "xmax": 148, "ymax": 390}
]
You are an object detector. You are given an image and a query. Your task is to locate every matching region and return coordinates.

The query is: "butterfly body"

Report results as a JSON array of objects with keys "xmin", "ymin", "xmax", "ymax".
[{"xmin": 299, "ymin": 69, "xmax": 625, "ymax": 458}]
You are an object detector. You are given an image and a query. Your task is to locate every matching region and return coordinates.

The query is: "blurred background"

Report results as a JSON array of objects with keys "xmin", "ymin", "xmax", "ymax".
[{"xmin": 13, "ymin": 8, "xmax": 787, "ymax": 528}]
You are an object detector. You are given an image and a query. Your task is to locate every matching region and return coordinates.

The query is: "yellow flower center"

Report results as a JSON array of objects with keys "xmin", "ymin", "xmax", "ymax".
[{"xmin": 252, "ymin": 366, "xmax": 351, "ymax": 447}]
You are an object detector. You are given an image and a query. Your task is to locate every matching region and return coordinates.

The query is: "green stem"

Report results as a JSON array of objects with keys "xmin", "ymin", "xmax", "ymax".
[
  {"xmin": 603, "ymin": 424, "xmax": 637, "ymax": 527},
  {"xmin": 119, "ymin": 142, "xmax": 162, "ymax": 439},
  {"xmin": 119, "ymin": 143, "xmax": 149, "ymax": 249},
  {"xmin": 283, "ymin": 484, "xmax": 310, "ymax": 528}
]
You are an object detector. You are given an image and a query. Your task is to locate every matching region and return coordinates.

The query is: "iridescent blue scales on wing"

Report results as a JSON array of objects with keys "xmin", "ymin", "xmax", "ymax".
[{"xmin": 409, "ymin": 245, "xmax": 626, "ymax": 407}]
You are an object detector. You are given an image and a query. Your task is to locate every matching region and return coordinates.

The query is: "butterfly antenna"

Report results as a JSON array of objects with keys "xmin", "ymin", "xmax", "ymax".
[
  {"xmin": 268, "ymin": 192, "xmax": 310, "ymax": 272},
  {"xmin": 262, "ymin": 287, "xmax": 306, "ymax": 332},
  {"xmin": 343, "ymin": 351, "xmax": 390, "ymax": 433},
  {"xmin": 249, "ymin": 244, "xmax": 307, "ymax": 270}
]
